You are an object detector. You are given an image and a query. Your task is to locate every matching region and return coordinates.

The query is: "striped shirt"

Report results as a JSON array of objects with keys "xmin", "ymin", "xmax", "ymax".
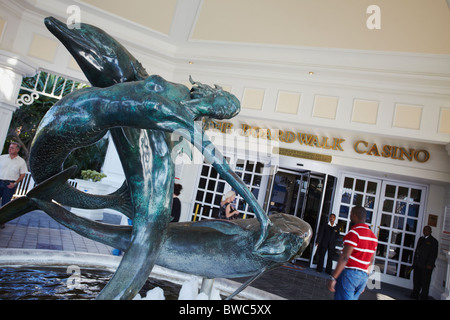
[{"xmin": 343, "ymin": 223, "xmax": 378, "ymax": 272}]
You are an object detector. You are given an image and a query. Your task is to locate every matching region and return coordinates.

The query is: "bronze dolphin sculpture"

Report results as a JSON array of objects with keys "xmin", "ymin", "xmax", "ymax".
[
  {"xmin": 42, "ymin": 16, "xmax": 271, "ymax": 247},
  {"xmin": 20, "ymin": 167, "xmax": 312, "ymax": 299},
  {"xmin": 0, "ymin": 17, "xmax": 273, "ymax": 300}
]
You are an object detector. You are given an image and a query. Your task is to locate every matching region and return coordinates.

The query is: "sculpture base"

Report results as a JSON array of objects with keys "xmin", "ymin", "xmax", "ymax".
[{"xmin": 0, "ymin": 249, "xmax": 285, "ymax": 300}]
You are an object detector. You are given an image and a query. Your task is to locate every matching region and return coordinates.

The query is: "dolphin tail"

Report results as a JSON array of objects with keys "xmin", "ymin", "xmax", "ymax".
[
  {"xmin": 0, "ymin": 166, "xmax": 77, "ymax": 224},
  {"xmin": 32, "ymin": 198, "xmax": 131, "ymax": 251},
  {"xmin": 0, "ymin": 197, "xmax": 38, "ymax": 224},
  {"xmin": 109, "ymin": 180, "xmax": 133, "ymax": 219}
]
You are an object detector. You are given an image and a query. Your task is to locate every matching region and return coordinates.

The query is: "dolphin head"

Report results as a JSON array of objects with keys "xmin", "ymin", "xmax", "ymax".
[
  {"xmin": 255, "ymin": 213, "xmax": 312, "ymax": 263},
  {"xmin": 188, "ymin": 77, "xmax": 240, "ymax": 120},
  {"xmin": 44, "ymin": 17, "xmax": 147, "ymax": 87}
]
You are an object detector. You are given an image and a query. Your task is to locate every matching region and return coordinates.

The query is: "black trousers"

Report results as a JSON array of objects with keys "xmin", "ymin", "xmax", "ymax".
[{"xmin": 412, "ymin": 267, "xmax": 433, "ymax": 299}]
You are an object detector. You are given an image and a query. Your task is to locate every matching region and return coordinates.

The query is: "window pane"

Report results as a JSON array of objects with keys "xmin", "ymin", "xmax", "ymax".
[
  {"xmin": 403, "ymin": 234, "xmax": 415, "ymax": 249},
  {"xmin": 235, "ymin": 159, "xmax": 244, "ymax": 171},
  {"xmin": 366, "ymin": 181, "xmax": 377, "ymax": 195},
  {"xmin": 411, "ymin": 189, "xmax": 422, "ymax": 202},
  {"xmin": 401, "ymin": 249, "xmax": 414, "ymax": 264},
  {"xmin": 344, "ymin": 177, "xmax": 354, "ymax": 189},
  {"xmin": 245, "ymin": 161, "xmax": 255, "ymax": 172},
  {"xmin": 353, "ymin": 193, "xmax": 363, "ymax": 206},
  {"xmin": 406, "ymin": 219, "xmax": 417, "ymax": 233},
  {"xmin": 196, "ymin": 191, "xmax": 204, "ymax": 202},
  {"xmin": 209, "ymin": 167, "xmax": 218, "ymax": 179},
  {"xmin": 355, "ymin": 179, "xmax": 365, "ymax": 192},
  {"xmin": 339, "ymin": 205, "xmax": 349, "ymax": 219},
  {"xmin": 253, "ymin": 175, "xmax": 262, "ymax": 186},
  {"xmin": 393, "ymin": 216, "xmax": 405, "ymax": 230},
  {"xmin": 341, "ymin": 190, "xmax": 351, "ymax": 204},
  {"xmin": 387, "ymin": 261, "xmax": 398, "ymax": 276},
  {"xmin": 378, "ymin": 228, "xmax": 389, "ymax": 244},
  {"xmin": 383, "ymin": 199, "xmax": 394, "ymax": 212},
  {"xmin": 395, "ymin": 201, "xmax": 407, "ymax": 215},
  {"xmin": 380, "ymin": 214, "xmax": 392, "ymax": 228},
  {"xmin": 365, "ymin": 196, "xmax": 375, "ymax": 209},
  {"xmin": 390, "ymin": 231, "xmax": 402, "ymax": 245},
  {"xmin": 385, "ymin": 185, "xmax": 396, "ymax": 198},
  {"xmin": 398, "ymin": 187, "xmax": 409, "ymax": 200},
  {"xmin": 408, "ymin": 204, "xmax": 420, "ymax": 218},
  {"xmin": 399, "ymin": 265, "xmax": 411, "ymax": 279},
  {"xmin": 365, "ymin": 210, "xmax": 373, "ymax": 223},
  {"xmin": 375, "ymin": 259, "xmax": 385, "ymax": 273},
  {"xmin": 207, "ymin": 179, "xmax": 216, "ymax": 191},
  {"xmin": 201, "ymin": 165, "xmax": 209, "ymax": 177},
  {"xmin": 205, "ymin": 192, "xmax": 213, "ymax": 204}
]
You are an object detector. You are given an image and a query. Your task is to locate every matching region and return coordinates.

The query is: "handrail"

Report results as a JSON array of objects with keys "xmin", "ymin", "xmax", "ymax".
[{"xmin": 12, "ymin": 172, "xmax": 78, "ymax": 199}]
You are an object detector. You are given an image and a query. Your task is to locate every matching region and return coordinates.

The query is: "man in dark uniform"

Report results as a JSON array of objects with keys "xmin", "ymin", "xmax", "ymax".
[
  {"xmin": 315, "ymin": 213, "xmax": 339, "ymax": 274},
  {"xmin": 411, "ymin": 225, "xmax": 439, "ymax": 300}
]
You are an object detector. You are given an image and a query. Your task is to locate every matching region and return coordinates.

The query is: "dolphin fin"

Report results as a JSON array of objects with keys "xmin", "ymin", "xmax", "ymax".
[
  {"xmin": 0, "ymin": 166, "xmax": 77, "ymax": 224},
  {"xmin": 225, "ymin": 268, "xmax": 267, "ymax": 300},
  {"xmin": 192, "ymin": 219, "xmax": 245, "ymax": 236},
  {"xmin": 27, "ymin": 166, "xmax": 77, "ymax": 200}
]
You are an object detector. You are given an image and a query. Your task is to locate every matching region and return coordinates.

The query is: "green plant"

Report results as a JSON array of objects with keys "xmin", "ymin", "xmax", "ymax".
[{"xmin": 80, "ymin": 169, "xmax": 107, "ymax": 182}]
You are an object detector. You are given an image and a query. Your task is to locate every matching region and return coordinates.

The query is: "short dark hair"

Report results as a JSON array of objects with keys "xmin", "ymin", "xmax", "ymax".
[
  {"xmin": 351, "ymin": 206, "xmax": 367, "ymax": 222},
  {"xmin": 174, "ymin": 183, "xmax": 183, "ymax": 196},
  {"xmin": 10, "ymin": 142, "xmax": 20, "ymax": 149}
]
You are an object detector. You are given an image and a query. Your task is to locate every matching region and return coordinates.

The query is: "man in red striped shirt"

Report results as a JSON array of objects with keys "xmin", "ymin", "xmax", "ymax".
[{"xmin": 327, "ymin": 206, "xmax": 378, "ymax": 300}]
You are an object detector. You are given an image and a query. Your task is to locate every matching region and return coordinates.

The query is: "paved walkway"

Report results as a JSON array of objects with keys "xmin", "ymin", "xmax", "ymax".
[{"xmin": 0, "ymin": 210, "xmax": 413, "ymax": 300}]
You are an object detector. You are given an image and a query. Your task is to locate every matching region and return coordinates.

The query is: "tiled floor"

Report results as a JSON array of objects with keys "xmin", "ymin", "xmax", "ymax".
[{"xmin": 0, "ymin": 210, "xmax": 114, "ymax": 255}]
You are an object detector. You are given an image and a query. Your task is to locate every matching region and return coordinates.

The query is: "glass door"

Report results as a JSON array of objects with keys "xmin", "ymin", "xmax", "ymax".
[
  {"xmin": 335, "ymin": 175, "xmax": 381, "ymax": 238},
  {"xmin": 334, "ymin": 173, "xmax": 427, "ymax": 288},
  {"xmin": 265, "ymin": 168, "xmax": 310, "ymax": 217},
  {"xmin": 375, "ymin": 182, "xmax": 426, "ymax": 287}
]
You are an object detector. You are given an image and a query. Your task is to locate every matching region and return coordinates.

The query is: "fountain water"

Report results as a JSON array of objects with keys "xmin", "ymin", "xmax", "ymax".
[{"xmin": 0, "ymin": 249, "xmax": 285, "ymax": 300}]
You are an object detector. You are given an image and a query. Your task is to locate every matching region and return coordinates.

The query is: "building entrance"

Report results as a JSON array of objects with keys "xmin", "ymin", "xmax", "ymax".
[
  {"xmin": 334, "ymin": 173, "xmax": 427, "ymax": 288},
  {"xmin": 265, "ymin": 168, "xmax": 337, "ymax": 264}
]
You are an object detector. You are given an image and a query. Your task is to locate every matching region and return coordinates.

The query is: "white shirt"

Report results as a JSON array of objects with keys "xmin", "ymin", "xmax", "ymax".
[{"xmin": 0, "ymin": 154, "xmax": 28, "ymax": 181}]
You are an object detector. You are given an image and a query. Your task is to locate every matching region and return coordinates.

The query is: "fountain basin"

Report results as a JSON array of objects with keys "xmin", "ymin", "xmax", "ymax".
[{"xmin": 0, "ymin": 249, "xmax": 285, "ymax": 300}]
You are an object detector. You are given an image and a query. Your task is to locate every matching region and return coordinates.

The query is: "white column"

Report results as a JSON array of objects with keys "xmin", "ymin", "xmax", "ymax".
[
  {"xmin": 0, "ymin": 49, "xmax": 38, "ymax": 149},
  {"xmin": 101, "ymin": 133, "xmax": 125, "ymax": 189}
]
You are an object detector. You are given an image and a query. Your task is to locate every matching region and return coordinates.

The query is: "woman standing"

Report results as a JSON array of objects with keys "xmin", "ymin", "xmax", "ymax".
[{"xmin": 219, "ymin": 190, "xmax": 239, "ymax": 220}]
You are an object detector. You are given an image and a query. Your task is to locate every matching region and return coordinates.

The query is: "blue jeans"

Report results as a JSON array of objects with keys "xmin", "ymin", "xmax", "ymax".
[
  {"xmin": 0, "ymin": 181, "xmax": 16, "ymax": 206},
  {"xmin": 334, "ymin": 268, "xmax": 368, "ymax": 300}
]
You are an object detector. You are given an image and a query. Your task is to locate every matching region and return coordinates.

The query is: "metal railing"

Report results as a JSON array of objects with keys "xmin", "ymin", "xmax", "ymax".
[{"xmin": 12, "ymin": 172, "xmax": 78, "ymax": 200}]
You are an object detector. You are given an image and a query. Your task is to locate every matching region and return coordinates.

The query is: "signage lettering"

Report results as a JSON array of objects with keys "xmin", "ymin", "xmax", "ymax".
[
  {"xmin": 240, "ymin": 125, "xmax": 346, "ymax": 151},
  {"xmin": 203, "ymin": 120, "xmax": 430, "ymax": 164},
  {"xmin": 354, "ymin": 140, "xmax": 430, "ymax": 163}
]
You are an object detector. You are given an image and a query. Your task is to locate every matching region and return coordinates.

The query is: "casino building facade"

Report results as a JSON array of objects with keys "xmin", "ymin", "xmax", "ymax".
[{"xmin": 0, "ymin": 0, "xmax": 449, "ymax": 299}]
